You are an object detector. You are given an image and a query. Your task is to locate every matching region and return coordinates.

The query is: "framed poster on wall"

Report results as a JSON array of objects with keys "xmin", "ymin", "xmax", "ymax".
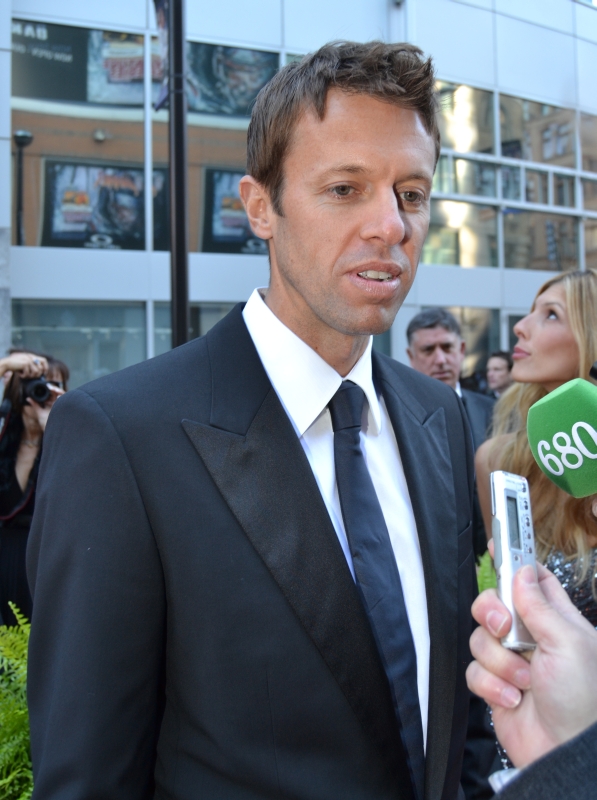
[
  {"xmin": 41, "ymin": 160, "xmax": 169, "ymax": 250},
  {"xmin": 187, "ymin": 43, "xmax": 279, "ymax": 116},
  {"xmin": 12, "ymin": 19, "xmax": 161, "ymax": 107},
  {"xmin": 201, "ymin": 168, "xmax": 267, "ymax": 255}
]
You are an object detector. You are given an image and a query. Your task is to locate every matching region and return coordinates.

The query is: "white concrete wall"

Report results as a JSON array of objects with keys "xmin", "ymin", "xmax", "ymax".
[
  {"xmin": 397, "ymin": 0, "xmax": 597, "ymax": 114},
  {"xmin": 0, "ymin": 0, "xmax": 12, "ymax": 356},
  {"xmin": 8, "ymin": 0, "xmax": 595, "ymax": 364}
]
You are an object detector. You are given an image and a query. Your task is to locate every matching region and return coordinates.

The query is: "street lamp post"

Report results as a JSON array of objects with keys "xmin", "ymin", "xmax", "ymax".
[
  {"xmin": 168, "ymin": 0, "xmax": 189, "ymax": 348},
  {"xmin": 13, "ymin": 130, "xmax": 33, "ymax": 247}
]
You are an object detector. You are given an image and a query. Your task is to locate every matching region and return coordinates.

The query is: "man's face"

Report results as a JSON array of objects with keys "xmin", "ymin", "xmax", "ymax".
[
  {"xmin": 242, "ymin": 90, "xmax": 436, "ymax": 347},
  {"xmin": 486, "ymin": 356, "xmax": 512, "ymax": 393},
  {"xmin": 407, "ymin": 326, "xmax": 465, "ymax": 389}
]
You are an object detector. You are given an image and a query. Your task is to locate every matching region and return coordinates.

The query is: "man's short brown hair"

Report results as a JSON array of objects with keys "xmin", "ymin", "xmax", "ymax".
[{"xmin": 247, "ymin": 40, "xmax": 439, "ymax": 216}]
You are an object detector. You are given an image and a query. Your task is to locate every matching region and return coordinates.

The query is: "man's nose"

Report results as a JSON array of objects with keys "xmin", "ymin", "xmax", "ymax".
[
  {"xmin": 433, "ymin": 347, "xmax": 447, "ymax": 365},
  {"xmin": 361, "ymin": 189, "xmax": 406, "ymax": 246}
]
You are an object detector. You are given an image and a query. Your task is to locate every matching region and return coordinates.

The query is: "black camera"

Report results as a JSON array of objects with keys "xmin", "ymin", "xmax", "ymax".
[{"xmin": 21, "ymin": 376, "xmax": 51, "ymax": 406}]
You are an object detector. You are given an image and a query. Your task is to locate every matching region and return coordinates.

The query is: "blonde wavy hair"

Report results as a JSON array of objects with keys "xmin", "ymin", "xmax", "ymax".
[{"xmin": 490, "ymin": 269, "xmax": 597, "ymax": 579}]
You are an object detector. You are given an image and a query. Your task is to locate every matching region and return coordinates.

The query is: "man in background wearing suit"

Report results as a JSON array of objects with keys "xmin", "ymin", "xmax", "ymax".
[
  {"xmin": 406, "ymin": 307, "xmax": 494, "ymax": 558},
  {"xmin": 406, "ymin": 308, "xmax": 495, "ymax": 455},
  {"xmin": 407, "ymin": 308, "xmax": 499, "ymax": 800},
  {"xmin": 28, "ymin": 42, "xmax": 477, "ymax": 800}
]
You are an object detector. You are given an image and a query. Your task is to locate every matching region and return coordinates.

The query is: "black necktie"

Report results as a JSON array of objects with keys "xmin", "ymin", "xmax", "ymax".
[{"xmin": 329, "ymin": 380, "xmax": 425, "ymax": 799}]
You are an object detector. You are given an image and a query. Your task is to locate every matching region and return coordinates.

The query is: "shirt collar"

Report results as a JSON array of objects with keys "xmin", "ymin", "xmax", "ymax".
[
  {"xmin": 454, "ymin": 381, "xmax": 462, "ymax": 397},
  {"xmin": 242, "ymin": 289, "xmax": 382, "ymax": 437}
]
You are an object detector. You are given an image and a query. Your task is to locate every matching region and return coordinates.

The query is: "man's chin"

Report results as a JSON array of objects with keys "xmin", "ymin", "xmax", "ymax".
[{"xmin": 432, "ymin": 374, "xmax": 455, "ymax": 385}]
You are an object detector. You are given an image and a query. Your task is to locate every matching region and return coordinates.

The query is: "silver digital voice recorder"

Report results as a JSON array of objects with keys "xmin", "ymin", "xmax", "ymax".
[{"xmin": 490, "ymin": 470, "xmax": 537, "ymax": 652}]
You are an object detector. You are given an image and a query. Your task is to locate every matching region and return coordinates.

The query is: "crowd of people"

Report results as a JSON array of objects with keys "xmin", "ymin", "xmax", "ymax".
[
  {"xmin": 3, "ymin": 39, "xmax": 597, "ymax": 800},
  {"xmin": 6, "ymin": 284, "xmax": 596, "ymax": 799}
]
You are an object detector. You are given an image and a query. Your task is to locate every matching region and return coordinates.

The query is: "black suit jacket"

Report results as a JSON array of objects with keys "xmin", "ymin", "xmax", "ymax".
[
  {"xmin": 460, "ymin": 390, "xmax": 495, "ymax": 453},
  {"xmin": 27, "ymin": 305, "xmax": 476, "ymax": 800},
  {"xmin": 497, "ymin": 723, "xmax": 597, "ymax": 800}
]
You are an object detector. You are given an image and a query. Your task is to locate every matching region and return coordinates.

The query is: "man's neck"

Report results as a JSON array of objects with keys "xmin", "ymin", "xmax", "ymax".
[{"xmin": 262, "ymin": 289, "xmax": 370, "ymax": 377}]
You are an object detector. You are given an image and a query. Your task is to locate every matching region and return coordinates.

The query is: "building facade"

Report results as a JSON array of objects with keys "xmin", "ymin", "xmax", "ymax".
[{"xmin": 3, "ymin": 0, "xmax": 597, "ymax": 386}]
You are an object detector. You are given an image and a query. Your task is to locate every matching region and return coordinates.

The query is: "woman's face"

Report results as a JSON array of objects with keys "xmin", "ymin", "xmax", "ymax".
[{"xmin": 512, "ymin": 283, "xmax": 580, "ymax": 392}]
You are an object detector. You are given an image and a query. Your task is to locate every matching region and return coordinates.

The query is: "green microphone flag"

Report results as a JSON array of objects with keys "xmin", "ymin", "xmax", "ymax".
[{"xmin": 527, "ymin": 372, "xmax": 597, "ymax": 498}]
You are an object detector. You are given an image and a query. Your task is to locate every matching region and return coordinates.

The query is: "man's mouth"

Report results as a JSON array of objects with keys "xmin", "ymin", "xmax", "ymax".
[{"xmin": 357, "ymin": 270, "xmax": 394, "ymax": 281}]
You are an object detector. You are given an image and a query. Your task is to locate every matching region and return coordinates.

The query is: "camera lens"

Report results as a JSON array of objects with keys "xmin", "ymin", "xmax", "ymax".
[
  {"xmin": 22, "ymin": 377, "xmax": 51, "ymax": 406},
  {"xmin": 31, "ymin": 382, "xmax": 50, "ymax": 403}
]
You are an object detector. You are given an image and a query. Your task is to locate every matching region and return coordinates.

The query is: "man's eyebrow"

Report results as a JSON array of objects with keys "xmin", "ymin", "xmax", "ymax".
[
  {"xmin": 317, "ymin": 164, "xmax": 368, "ymax": 180},
  {"xmin": 317, "ymin": 165, "xmax": 432, "ymax": 184}
]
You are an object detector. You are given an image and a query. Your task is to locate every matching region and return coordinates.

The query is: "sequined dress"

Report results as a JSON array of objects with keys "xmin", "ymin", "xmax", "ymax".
[
  {"xmin": 545, "ymin": 548, "xmax": 597, "ymax": 628},
  {"xmin": 493, "ymin": 547, "xmax": 597, "ymax": 772}
]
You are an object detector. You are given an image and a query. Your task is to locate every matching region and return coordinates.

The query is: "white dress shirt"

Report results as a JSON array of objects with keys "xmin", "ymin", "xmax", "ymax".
[{"xmin": 242, "ymin": 289, "xmax": 430, "ymax": 745}]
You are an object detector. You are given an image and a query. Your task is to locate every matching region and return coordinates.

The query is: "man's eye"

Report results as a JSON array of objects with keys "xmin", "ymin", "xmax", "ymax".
[
  {"xmin": 331, "ymin": 185, "xmax": 353, "ymax": 197},
  {"xmin": 400, "ymin": 190, "xmax": 423, "ymax": 204}
]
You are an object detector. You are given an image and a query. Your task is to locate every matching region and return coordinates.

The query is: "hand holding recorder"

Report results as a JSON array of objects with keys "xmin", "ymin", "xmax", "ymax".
[{"xmin": 467, "ymin": 547, "xmax": 597, "ymax": 769}]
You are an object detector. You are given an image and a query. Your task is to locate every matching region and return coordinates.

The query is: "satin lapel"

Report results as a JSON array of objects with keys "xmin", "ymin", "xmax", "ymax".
[
  {"xmin": 181, "ymin": 310, "xmax": 414, "ymax": 796},
  {"xmin": 374, "ymin": 356, "xmax": 459, "ymax": 800}
]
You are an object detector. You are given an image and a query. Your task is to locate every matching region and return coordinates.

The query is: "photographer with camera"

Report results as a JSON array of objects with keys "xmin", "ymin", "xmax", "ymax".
[{"xmin": 0, "ymin": 351, "xmax": 67, "ymax": 625}]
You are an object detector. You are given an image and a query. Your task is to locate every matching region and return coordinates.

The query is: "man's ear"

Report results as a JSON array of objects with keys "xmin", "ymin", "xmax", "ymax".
[
  {"xmin": 406, "ymin": 347, "xmax": 414, "ymax": 365},
  {"xmin": 239, "ymin": 176, "xmax": 274, "ymax": 241}
]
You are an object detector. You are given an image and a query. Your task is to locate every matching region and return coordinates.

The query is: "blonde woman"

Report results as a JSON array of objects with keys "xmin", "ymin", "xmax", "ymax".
[{"xmin": 476, "ymin": 269, "xmax": 597, "ymax": 625}]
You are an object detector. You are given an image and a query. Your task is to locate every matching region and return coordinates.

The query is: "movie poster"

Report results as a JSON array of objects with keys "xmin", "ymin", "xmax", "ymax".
[
  {"xmin": 202, "ymin": 168, "xmax": 268, "ymax": 255},
  {"xmin": 41, "ymin": 160, "xmax": 169, "ymax": 250},
  {"xmin": 187, "ymin": 43, "xmax": 279, "ymax": 116},
  {"xmin": 87, "ymin": 30, "xmax": 147, "ymax": 106},
  {"xmin": 152, "ymin": 0, "xmax": 169, "ymax": 110},
  {"xmin": 12, "ymin": 18, "xmax": 163, "ymax": 107}
]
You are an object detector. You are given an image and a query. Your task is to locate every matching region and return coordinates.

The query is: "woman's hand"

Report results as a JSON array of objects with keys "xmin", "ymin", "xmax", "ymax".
[
  {"xmin": 0, "ymin": 352, "xmax": 48, "ymax": 380},
  {"xmin": 24, "ymin": 385, "xmax": 65, "ymax": 431},
  {"xmin": 466, "ymin": 552, "xmax": 597, "ymax": 769}
]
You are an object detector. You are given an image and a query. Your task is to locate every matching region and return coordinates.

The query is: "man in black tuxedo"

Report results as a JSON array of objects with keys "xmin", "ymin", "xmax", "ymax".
[{"xmin": 28, "ymin": 42, "xmax": 477, "ymax": 800}]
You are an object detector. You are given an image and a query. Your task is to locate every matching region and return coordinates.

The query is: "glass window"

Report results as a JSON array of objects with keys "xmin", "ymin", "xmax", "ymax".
[
  {"xmin": 508, "ymin": 315, "xmax": 524, "ymax": 352},
  {"xmin": 580, "ymin": 113, "xmax": 597, "ymax": 174},
  {"xmin": 432, "ymin": 155, "xmax": 451, "ymax": 193},
  {"xmin": 201, "ymin": 168, "xmax": 267, "ymax": 254},
  {"xmin": 586, "ymin": 219, "xmax": 597, "ymax": 271},
  {"xmin": 372, "ymin": 330, "xmax": 391, "ymax": 356},
  {"xmin": 554, "ymin": 174, "xmax": 575, "ymax": 208},
  {"xmin": 11, "ymin": 20, "xmax": 146, "ymax": 248},
  {"xmin": 503, "ymin": 210, "xmax": 578, "ymax": 270},
  {"xmin": 436, "ymin": 82, "xmax": 494, "ymax": 154},
  {"xmin": 444, "ymin": 306, "xmax": 500, "ymax": 379},
  {"xmin": 11, "ymin": 300, "xmax": 146, "ymax": 388},
  {"xmin": 186, "ymin": 43, "xmax": 279, "ymax": 117},
  {"xmin": 525, "ymin": 170, "xmax": 549, "ymax": 204},
  {"xmin": 582, "ymin": 179, "xmax": 597, "ymax": 211},
  {"xmin": 154, "ymin": 302, "xmax": 235, "ymax": 356},
  {"xmin": 501, "ymin": 166, "xmax": 521, "ymax": 200},
  {"xmin": 421, "ymin": 200, "xmax": 498, "ymax": 267},
  {"xmin": 453, "ymin": 159, "xmax": 496, "ymax": 197},
  {"xmin": 500, "ymin": 95, "xmax": 575, "ymax": 167}
]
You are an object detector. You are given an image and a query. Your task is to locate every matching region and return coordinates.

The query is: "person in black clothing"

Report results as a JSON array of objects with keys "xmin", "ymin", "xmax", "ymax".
[
  {"xmin": 0, "ymin": 351, "xmax": 66, "ymax": 625},
  {"xmin": 406, "ymin": 307, "xmax": 495, "ymax": 526},
  {"xmin": 406, "ymin": 308, "xmax": 498, "ymax": 800}
]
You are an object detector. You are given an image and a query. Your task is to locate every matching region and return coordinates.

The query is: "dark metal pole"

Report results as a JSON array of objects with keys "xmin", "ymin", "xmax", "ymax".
[
  {"xmin": 168, "ymin": 0, "xmax": 189, "ymax": 347},
  {"xmin": 13, "ymin": 130, "xmax": 33, "ymax": 246},
  {"xmin": 15, "ymin": 146, "xmax": 24, "ymax": 247}
]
